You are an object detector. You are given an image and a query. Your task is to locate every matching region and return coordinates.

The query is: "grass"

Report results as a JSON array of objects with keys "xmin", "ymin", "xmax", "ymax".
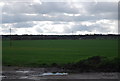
[{"xmin": 2, "ymin": 40, "xmax": 118, "ymax": 67}]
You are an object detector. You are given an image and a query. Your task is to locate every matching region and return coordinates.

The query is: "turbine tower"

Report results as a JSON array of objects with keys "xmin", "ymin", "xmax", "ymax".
[{"xmin": 9, "ymin": 26, "xmax": 12, "ymax": 47}]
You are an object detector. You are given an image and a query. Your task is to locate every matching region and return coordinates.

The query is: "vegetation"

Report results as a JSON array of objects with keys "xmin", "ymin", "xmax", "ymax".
[
  {"xmin": 63, "ymin": 56, "xmax": 120, "ymax": 72},
  {"xmin": 2, "ymin": 40, "xmax": 118, "ymax": 68}
]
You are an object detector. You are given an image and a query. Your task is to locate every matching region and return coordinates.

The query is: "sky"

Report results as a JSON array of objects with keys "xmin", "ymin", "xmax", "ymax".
[{"xmin": 0, "ymin": 0, "xmax": 119, "ymax": 35}]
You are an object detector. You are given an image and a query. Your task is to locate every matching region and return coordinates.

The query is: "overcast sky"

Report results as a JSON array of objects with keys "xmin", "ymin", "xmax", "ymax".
[{"xmin": 0, "ymin": 0, "xmax": 118, "ymax": 35}]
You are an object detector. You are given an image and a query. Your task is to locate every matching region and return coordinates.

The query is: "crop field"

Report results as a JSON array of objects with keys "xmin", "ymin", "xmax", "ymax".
[{"xmin": 2, "ymin": 40, "xmax": 118, "ymax": 67}]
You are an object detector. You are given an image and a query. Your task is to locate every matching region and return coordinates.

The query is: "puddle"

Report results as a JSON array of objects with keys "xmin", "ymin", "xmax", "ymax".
[
  {"xmin": 19, "ymin": 76, "xmax": 29, "ymax": 79},
  {"xmin": 16, "ymin": 71, "xmax": 34, "ymax": 73},
  {"xmin": 0, "ymin": 75, "xmax": 6, "ymax": 78},
  {"xmin": 41, "ymin": 73, "xmax": 68, "ymax": 76}
]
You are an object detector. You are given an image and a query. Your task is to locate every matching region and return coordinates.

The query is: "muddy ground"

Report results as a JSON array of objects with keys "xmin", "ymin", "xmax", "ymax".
[{"xmin": 1, "ymin": 66, "xmax": 120, "ymax": 80}]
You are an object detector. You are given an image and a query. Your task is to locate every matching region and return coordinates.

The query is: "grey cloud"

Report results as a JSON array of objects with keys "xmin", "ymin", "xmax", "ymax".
[
  {"xmin": 83, "ymin": 2, "xmax": 118, "ymax": 19},
  {"xmin": 63, "ymin": 27, "xmax": 73, "ymax": 33},
  {"xmin": 64, "ymin": 24, "xmax": 93, "ymax": 33},
  {"xmin": 35, "ymin": 27, "xmax": 44, "ymax": 33},
  {"xmin": 2, "ymin": 2, "xmax": 117, "ymax": 24},
  {"xmin": 3, "ymin": 2, "xmax": 78, "ymax": 14},
  {"xmin": 2, "ymin": 3, "xmax": 34, "ymax": 14},
  {"xmin": 83, "ymin": 2, "xmax": 117, "ymax": 14},
  {"xmin": 13, "ymin": 22, "xmax": 35, "ymax": 28},
  {"xmin": 33, "ymin": 2, "xmax": 79, "ymax": 14},
  {"xmin": 2, "ymin": 2, "xmax": 80, "ymax": 23},
  {"xmin": 2, "ymin": 14, "xmax": 102, "ymax": 23},
  {"xmin": 63, "ymin": 21, "xmax": 113, "ymax": 34}
]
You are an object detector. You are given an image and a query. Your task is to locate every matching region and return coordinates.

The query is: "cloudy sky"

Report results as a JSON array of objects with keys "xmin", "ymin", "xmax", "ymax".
[{"xmin": 0, "ymin": 0, "xmax": 118, "ymax": 35}]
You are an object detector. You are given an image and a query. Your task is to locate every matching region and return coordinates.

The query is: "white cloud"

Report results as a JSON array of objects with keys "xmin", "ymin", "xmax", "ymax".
[{"xmin": 0, "ymin": 2, "xmax": 5, "ymax": 7}]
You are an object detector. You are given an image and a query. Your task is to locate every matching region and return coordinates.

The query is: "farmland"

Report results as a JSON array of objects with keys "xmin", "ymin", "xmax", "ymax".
[{"xmin": 2, "ymin": 40, "xmax": 118, "ymax": 67}]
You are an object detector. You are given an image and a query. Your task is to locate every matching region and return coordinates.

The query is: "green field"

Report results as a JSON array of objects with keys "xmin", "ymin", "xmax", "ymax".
[{"xmin": 2, "ymin": 40, "xmax": 118, "ymax": 67}]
